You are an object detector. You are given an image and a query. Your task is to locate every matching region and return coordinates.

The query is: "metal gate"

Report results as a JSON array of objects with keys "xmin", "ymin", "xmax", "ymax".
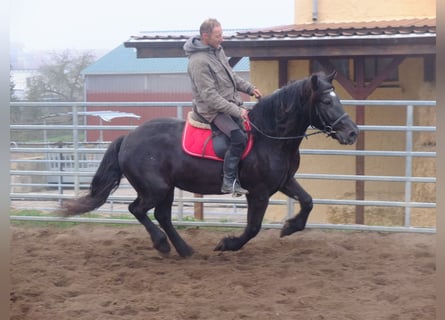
[{"xmin": 10, "ymin": 100, "xmax": 436, "ymax": 233}]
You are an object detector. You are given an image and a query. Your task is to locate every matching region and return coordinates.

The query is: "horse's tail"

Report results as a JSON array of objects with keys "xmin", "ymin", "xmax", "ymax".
[{"xmin": 59, "ymin": 135, "xmax": 125, "ymax": 217}]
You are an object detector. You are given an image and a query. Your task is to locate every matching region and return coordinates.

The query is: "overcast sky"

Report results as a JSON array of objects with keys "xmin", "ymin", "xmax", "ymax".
[{"xmin": 10, "ymin": 0, "xmax": 295, "ymax": 51}]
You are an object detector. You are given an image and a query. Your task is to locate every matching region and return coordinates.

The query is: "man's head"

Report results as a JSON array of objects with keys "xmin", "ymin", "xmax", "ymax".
[{"xmin": 200, "ymin": 18, "xmax": 223, "ymax": 49}]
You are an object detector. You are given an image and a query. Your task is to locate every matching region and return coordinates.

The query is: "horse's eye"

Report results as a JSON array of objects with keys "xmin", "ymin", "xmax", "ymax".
[{"xmin": 322, "ymin": 98, "xmax": 331, "ymax": 105}]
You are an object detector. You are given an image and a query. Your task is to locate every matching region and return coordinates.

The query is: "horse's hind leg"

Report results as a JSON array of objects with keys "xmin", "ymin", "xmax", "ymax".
[
  {"xmin": 154, "ymin": 188, "xmax": 194, "ymax": 257},
  {"xmin": 129, "ymin": 197, "xmax": 171, "ymax": 255},
  {"xmin": 279, "ymin": 178, "xmax": 313, "ymax": 237}
]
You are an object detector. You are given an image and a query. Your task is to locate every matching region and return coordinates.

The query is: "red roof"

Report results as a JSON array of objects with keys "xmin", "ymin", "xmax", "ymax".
[{"xmin": 131, "ymin": 18, "xmax": 435, "ymax": 41}]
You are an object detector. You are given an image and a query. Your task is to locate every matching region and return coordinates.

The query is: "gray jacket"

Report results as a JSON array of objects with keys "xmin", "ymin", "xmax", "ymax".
[{"xmin": 183, "ymin": 36, "xmax": 255, "ymax": 122}]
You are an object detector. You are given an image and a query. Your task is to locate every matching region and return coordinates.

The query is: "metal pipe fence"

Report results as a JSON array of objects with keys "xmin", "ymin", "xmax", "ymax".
[{"xmin": 10, "ymin": 100, "xmax": 436, "ymax": 233}]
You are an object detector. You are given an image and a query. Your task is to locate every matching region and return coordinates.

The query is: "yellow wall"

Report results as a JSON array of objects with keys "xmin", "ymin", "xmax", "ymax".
[
  {"xmin": 294, "ymin": 0, "xmax": 436, "ymax": 24},
  {"xmin": 250, "ymin": 60, "xmax": 279, "ymax": 95}
]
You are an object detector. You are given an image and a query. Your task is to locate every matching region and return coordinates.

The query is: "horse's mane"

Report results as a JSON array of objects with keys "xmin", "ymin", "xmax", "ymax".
[{"xmin": 249, "ymin": 77, "xmax": 312, "ymax": 137}]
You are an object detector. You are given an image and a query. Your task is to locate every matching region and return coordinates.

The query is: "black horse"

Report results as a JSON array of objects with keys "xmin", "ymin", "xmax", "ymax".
[{"xmin": 60, "ymin": 71, "xmax": 359, "ymax": 257}]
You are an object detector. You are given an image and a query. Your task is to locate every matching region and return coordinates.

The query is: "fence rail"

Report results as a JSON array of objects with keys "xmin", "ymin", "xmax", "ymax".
[{"xmin": 10, "ymin": 100, "xmax": 436, "ymax": 233}]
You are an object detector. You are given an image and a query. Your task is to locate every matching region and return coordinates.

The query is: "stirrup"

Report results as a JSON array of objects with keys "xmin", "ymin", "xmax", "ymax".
[
  {"xmin": 233, "ymin": 180, "xmax": 248, "ymax": 197},
  {"xmin": 221, "ymin": 179, "xmax": 248, "ymax": 197}
]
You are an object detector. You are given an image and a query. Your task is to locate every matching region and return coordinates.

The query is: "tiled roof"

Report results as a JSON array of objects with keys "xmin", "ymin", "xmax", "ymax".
[
  {"xmin": 82, "ymin": 44, "xmax": 250, "ymax": 75},
  {"xmin": 125, "ymin": 18, "xmax": 435, "ymax": 59},
  {"xmin": 130, "ymin": 18, "xmax": 435, "ymax": 42},
  {"xmin": 235, "ymin": 18, "xmax": 436, "ymax": 39}
]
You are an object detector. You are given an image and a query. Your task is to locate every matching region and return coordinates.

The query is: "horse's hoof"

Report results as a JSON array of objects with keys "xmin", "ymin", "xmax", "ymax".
[
  {"xmin": 214, "ymin": 239, "xmax": 226, "ymax": 251},
  {"xmin": 178, "ymin": 245, "xmax": 195, "ymax": 258},
  {"xmin": 154, "ymin": 239, "xmax": 171, "ymax": 254},
  {"xmin": 214, "ymin": 237, "xmax": 236, "ymax": 251},
  {"xmin": 280, "ymin": 219, "xmax": 305, "ymax": 237},
  {"xmin": 280, "ymin": 226, "xmax": 292, "ymax": 237},
  {"xmin": 214, "ymin": 237, "xmax": 242, "ymax": 252}
]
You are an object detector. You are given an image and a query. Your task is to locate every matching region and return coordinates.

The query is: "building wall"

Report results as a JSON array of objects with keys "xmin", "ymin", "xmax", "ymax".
[
  {"xmin": 294, "ymin": 0, "xmax": 435, "ymax": 23},
  {"xmin": 85, "ymin": 92, "xmax": 193, "ymax": 141},
  {"xmin": 86, "ymin": 73, "xmax": 192, "ymax": 93}
]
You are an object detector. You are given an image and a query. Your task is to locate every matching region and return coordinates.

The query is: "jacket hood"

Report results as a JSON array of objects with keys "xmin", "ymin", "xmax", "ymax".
[{"xmin": 183, "ymin": 36, "xmax": 219, "ymax": 56}]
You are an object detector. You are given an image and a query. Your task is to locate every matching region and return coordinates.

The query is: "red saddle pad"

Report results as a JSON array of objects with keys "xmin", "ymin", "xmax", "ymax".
[{"xmin": 182, "ymin": 120, "xmax": 253, "ymax": 161}]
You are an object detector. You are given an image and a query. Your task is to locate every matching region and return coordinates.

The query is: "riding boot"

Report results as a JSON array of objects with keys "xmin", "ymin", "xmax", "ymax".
[{"xmin": 221, "ymin": 153, "xmax": 248, "ymax": 196}]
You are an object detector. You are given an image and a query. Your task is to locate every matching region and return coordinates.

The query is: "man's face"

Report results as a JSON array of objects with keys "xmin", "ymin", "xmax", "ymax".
[{"xmin": 203, "ymin": 25, "xmax": 223, "ymax": 49}]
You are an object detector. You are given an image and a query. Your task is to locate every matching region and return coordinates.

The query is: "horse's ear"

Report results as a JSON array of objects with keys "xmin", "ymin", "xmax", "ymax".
[
  {"xmin": 326, "ymin": 70, "xmax": 337, "ymax": 83},
  {"xmin": 310, "ymin": 74, "xmax": 319, "ymax": 91}
]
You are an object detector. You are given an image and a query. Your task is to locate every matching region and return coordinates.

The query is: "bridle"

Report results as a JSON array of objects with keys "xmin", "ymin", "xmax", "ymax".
[
  {"xmin": 246, "ymin": 88, "xmax": 348, "ymax": 141},
  {"xmin": 312, "ymin": 88, "xmax": 349, "ymax": 137}
]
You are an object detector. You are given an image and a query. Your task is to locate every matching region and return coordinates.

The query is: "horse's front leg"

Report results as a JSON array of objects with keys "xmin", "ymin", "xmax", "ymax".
[
  {"xmin": 214, "ymin": 193, "xmax": 269, "ymax": 252},
  {"xmin": 279, "ymin": 177, "xmax": 313, "ymax": 237}
]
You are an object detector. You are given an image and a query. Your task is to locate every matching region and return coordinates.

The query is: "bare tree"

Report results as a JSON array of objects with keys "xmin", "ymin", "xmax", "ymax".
[
  {"xmin": 11, "ymin": 51, "xmax": 96, "ymax": 141},
  {"xmin": 27, "ymin": 50, "xmax": 96, "ymax": 101}
]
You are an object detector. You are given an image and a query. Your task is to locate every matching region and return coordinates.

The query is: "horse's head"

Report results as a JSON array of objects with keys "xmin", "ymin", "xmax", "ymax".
[{"xmin": 308, "ymin": 71, "xmax": 359, "ymax": 145}]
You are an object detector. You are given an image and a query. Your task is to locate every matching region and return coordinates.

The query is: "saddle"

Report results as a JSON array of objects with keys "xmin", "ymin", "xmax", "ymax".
[{"xmin": 182, "ymin": 111, "xmax": 253, "ymax": 161}]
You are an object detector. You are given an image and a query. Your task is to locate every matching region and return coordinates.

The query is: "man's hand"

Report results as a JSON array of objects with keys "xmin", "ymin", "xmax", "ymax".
[
  {"xmin": 241, "ymin": 108, "xmax": 249, "ymax": 121},
  {"xmin": 252, "ymin": 88, "xmax": 263, "ymax": 99}
]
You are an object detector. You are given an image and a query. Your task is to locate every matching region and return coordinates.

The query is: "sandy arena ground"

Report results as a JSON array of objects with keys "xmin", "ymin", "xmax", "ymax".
[{"xmin": 10, "ymin": 224, "xmax": 435, "ymax": 320}]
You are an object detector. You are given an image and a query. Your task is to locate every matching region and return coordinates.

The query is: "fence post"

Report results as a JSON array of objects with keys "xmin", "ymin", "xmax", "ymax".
[
  {"xmin": 177, "ymin": 104, "xmax": 184, "ymax": 120},
  {"xmin": 72, "ymin": 104, "xmax": 80, "ymax": 196},
  {"xmin": 57, "ymin": 140, "xmax": 64, "ymax": 206},
  {"xmin": 355, "ymin": 104, "xmax": 365, "ymax": 224},
  {"xmin": 194, "ymin": 194, "xmax": 204, "ymax": 220},
  {"xmin": 404, "ymin": 104, "xmax": 414, "ymax": 227}
]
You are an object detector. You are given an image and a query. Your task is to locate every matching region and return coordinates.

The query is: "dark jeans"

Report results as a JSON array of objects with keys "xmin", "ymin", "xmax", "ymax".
[
  {"xmin": 212, "ymin": 113, "xmax": 241, "ymax": 136},
  {"xmin": 212, "ymin": 113, "xmax": 247, "ymax": 157}
]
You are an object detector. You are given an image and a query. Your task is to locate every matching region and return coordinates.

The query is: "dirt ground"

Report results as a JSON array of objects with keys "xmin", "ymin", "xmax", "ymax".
[{"xmin": 10, "ymin": 224, "xmax": 435, "ymax": 320}]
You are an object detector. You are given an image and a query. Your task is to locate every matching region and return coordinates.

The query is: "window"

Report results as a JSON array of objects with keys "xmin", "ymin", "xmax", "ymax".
[
  {"xmin": 310, "ymin": 59, "xmax": 350, "ymax": 79},
  {"xmin": 363, "ymin": 57, "xmax": 398, "ymax": 82}
]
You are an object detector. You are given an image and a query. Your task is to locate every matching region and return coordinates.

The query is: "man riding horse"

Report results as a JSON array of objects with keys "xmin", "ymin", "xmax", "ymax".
[{"xmin": 183, "ymin": 18, "xmax": 263, "ymax": 196}]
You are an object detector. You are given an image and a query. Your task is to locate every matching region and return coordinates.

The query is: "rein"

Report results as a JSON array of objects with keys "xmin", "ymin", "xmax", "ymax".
[
  {"xmin": 246, "ymin": 110, "xmax": 348, "ymax": 141},
  {"xmin": 247, "ymin": 119, "xmax": 326, "ymax": 140}
]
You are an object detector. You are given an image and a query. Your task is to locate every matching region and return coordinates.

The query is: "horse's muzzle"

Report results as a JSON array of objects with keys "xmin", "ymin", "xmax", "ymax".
[{"xmin": 334, "ymin": 124, "xmax": 359, "ymax": 145}]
